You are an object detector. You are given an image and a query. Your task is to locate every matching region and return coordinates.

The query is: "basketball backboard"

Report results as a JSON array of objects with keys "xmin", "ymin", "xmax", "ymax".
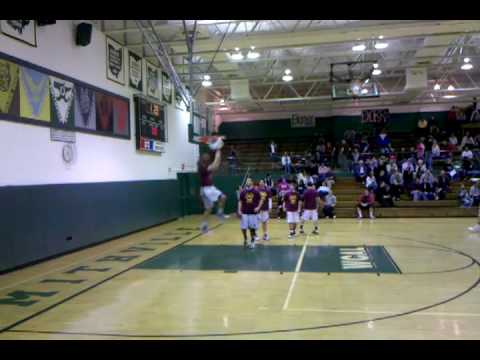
[{"xmin": 330, "ymin": 61, "xmax": 380, "ymax": 100}]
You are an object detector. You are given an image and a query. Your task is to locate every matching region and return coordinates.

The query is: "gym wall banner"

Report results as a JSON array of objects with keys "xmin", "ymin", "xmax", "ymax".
[
  {"xmin": 291, "ymin": 114, "xmax": 315, "ymax": 128},
  {"xmin": 106, "ymin": 36, "xmax": 125, "ymax": 85},
  {"xmin": 128, "ymin": 50, "xmax": 143, "ymax": 92},
  {"xmin": 0, "ymin": 50, "xmax": 130, "ymax": 140}
]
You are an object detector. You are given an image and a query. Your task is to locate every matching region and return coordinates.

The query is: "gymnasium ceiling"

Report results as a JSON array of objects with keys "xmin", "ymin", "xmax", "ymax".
[{"xmin": 93, "ymin": 20, "xmax": 480, "ymax": 114}]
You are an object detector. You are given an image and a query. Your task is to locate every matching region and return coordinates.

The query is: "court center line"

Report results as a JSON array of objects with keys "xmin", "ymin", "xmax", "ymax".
[{"xmin": 282, "ymin": 235, "xmax": 309, "ymax": 311}]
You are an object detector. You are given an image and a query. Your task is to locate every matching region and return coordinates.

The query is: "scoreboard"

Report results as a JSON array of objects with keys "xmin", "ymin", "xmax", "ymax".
[{"xmin": 134, "ymin": 95, "xmax": 167, "ymax": 154}]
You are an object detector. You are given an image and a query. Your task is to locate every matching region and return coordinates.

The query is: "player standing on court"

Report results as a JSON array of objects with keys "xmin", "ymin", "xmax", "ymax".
[
  {"xmin": 284, "ymin": 182, "xmax": 301, "ymax": 239},
  {"xmin": 299, "ymin": 182, "xmax": 320, "ymax": 235},
  {"xmin": 257, "ymin": 179, "xmax": 272, "ymax": 241},
  {"xmin": 238, "ymin": 178, "xmax": 264, "ymax": 249},
  {"xmin": 198, "ymin": 149, "xmax": 227, "ymax": 233}
]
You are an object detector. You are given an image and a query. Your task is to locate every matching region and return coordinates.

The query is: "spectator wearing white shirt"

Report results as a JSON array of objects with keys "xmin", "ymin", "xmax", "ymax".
[
  {"xmin": 269, "ymin": 141, "xmax": 277, "ymax": 160},
  {"xmin": 365, "ymin": 172, "xmax": 378, "ymax": 191},
  {"xmin": 462, "ymin": 146, "xmax": 474, "ymax": 173},
  {"xmin": 460, "ymin": 131, "xmax": 476, "ymax": 150},
  {"xmin": 448, "ymin": 133, "xmax": 458, "ymax": 154},
  {"xmin": 281, "ymin": 152, "xmax": 292, "ymax": 174},
  {"xmin": 470, "ymin": 181, "xmax": 480, "ymax": 206}
]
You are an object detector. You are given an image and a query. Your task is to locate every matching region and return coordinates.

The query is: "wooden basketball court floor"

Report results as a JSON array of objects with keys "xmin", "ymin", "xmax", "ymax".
[{"xmin": 1, "ymin": 215, "xmax": 480, "ymax": 340}]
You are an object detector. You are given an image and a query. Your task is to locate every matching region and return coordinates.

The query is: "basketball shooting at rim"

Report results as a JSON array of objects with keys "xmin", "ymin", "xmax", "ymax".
[{"xmin": 197, "ymin": 137, "xmax": 227, "ymax": 234}]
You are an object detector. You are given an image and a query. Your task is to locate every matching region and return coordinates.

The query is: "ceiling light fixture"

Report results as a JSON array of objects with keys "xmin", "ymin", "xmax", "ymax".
[
  {"xmin": 361, "ymin": 88, "xmax": 368, "ymax": 95},
  {"xmin": 464, "ymin": 57, "xmax": 471, "ymax": 63},
  {"xmin": 434, "ymin": 83, "xmax": 441, "ymax": 91},
  {"xmin": 378, "ymin": 35, "xmax": 384, "ymax": 39},
  {"xmin": 373, "ymin": 63, "xmax": 379, "ymax": 69},
  {"xmin": 372, "ymin": 69, "xmax": 382, "ymax": 76},
  {"xmin": 230, "ymin": 50, "xmax": 244, "ymax": 61},
  {"xmin": 461, "ymin": 63, "xmax": 473, "ymax": 70},
  {"xmin": 447, "ymin": 85, "xmax": 455, "ymax": 91},
  {"xmin": 247, "ymin": 46, "xmax": 260, "ymax": 59},
  {"xmin": 352, "ymin": 44, "xmax": 366, "ymax": 52},
  {"xmin": 443, "ymin": 95, "xmax": 457, "ymax": 99},
  {"xmin": 202, "ymin": 74, "xmax": 212, "ymax": 87},
  {"xmin": 374, "ymin": 42, "xmax": 389, "ymax": 50},
  {"xmin": 282, "ymin": 69, "xmax": 293, "ymax": 82}
]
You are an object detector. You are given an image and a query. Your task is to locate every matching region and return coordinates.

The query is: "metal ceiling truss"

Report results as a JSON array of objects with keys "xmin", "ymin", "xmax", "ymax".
[{"xmin": 135, "ymin": 20, "xmax": 191, "ymax": 105}]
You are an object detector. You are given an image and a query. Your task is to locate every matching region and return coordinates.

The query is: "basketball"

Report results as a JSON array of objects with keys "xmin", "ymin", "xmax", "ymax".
[{"xmin": 209, "ymin": 137, "xmax": 224, "ymax": 151}]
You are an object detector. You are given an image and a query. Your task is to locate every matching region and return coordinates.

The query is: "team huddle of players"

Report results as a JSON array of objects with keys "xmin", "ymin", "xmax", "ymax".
[{"xmin": 238, "ymin": 177, "xmax": 320, "ymax": 249}]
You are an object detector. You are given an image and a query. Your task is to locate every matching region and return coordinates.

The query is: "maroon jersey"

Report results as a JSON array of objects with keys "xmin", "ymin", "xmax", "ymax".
[
  {"xmin": 240, "ymin": 188, "xmax": 261, "ymax": 214},
  {"xmin": 284, "ymin": 190, "xmax": 300, "ymax": 212},
  {"xmin": 198, "ymin": 164, "xmax": 213, "ymax": 186},
  {"xmin": 257, "ymin": 186, "xmax": 271, "ymax": 211},
  {"xmin": 302, "ymin": 188, "xmax": 318, "ymax": 210},
  {"xmin": 278, "ymin": 182, "xmax": 290, "ymax": 194}
]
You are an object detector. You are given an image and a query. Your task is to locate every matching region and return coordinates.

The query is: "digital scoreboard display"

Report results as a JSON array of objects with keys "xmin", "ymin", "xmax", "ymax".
[{"xmin": 134, "ymin": 95, "xmax": 167, "ymax": 154}]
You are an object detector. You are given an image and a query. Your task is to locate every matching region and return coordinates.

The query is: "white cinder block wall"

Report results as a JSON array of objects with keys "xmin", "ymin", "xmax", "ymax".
[{"xmin": 0, "ymin": 20, "xmax": 199, "ymax": 186}]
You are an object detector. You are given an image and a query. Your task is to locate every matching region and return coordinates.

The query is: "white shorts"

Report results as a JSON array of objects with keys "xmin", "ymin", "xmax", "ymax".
[
  {"xmin": 287, "ymin": 211, "xmax": 300, "ymax": 224},
  {"xmin": 200, "ymin": 186, "xmax": 223, "ymax": 209},
  {"xmin": 241, "ymin": 214, "xmax": 259, "ymax": 230},
  {"xmin": 302, "ymin": 209, "xmax": 318, "ymax": 221},
  {"xmin": 258, "ymin": 210, "xmax": 270, "ymax": 223}
]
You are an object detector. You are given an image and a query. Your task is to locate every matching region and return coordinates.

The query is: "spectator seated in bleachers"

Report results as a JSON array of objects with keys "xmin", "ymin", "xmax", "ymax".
[
  {"xmin": 376, "ymin": 181, "xmax": 394, "ymax": 207},
  {"xmin": 356, "ymin": 189, "xmax": 375, "ymax": 219},
  {"xmin": 353, "ymin": 159, "xmax": 368, "ymax": 183},
  {"xmin": 460, "ymin": 131, "xmax": 475, "ymax": 150},
  {"xmin": 365, "ymin": 172, "xmax": 378, "ymax": 192},
  {"xmin": 448, "ymin": 133, "xmax": 458, "ymax": 154},
  {"xmin": 317, "ymin": 163, "xmax": 332, "ymax": 183},
  {"xmin": 317, "ymin": 181, "xmax": 331, "ymax": 199},
  {"xmin": 462, "ymin": 146, "xmax": 474, "ymax": 173},
  {"xmin": 416, "ymin": 139, "xmax": 426, "ymax": 160},
  {"xmin": 469, "ymin": 181, "xmax": 480, "ymax": 207},
  {"xmin": 458, "ymin": 183, "xmax": 473, "ymax": 208},
  {"xmin": 436, "ymin": 170, "xmax": 450, "ymax": 200},
  {"xmin": 376, "ymin": 129, "xmax": 392, "ymax": 155},
  {"xmin": 389, "ymin": 169, "xmax": 404, "ymax": 201}
]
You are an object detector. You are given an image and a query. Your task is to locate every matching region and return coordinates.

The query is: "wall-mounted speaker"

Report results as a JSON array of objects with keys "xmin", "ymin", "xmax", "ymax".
[
  {"xmin": 37, "ymin": 20, "xmax": 56, "ymax": 26},
  {"xmin": 76, "ymin": 22, "xmax": 92, "ymax": 47}
]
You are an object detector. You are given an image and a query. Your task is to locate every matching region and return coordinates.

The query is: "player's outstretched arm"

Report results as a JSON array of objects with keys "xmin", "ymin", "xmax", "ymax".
[
  {"xmin": 208, "ymin": 150, "xmax": 222, "ymax": 172},
  {"xmin": 237, "ymin": 200, "xmax": 243, "ymax": 217}
]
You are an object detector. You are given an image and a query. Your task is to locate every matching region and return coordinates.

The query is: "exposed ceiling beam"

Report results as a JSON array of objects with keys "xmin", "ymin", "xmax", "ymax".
[{"xmin": 125, "ymin": 21, "xmax": 480, "ymax": 56}]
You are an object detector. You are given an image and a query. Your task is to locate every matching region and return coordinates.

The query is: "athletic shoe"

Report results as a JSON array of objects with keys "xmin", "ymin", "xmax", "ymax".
[
  {"xmin": 263, "ymin": 234, "xmax": 270, "ymax": 241},
  {"xmin": 370, "ymin": 215, "xmax": 376, "ymax": 219},
  {"xmin": 200, "ymin": 222, "xmax": 209, "ymax": 234},
  {"xmin": 288, "ymin": 233, "xmax": 295, "ymax": 240},
  {"xmin": 248, "ymin": 241, "xmax": 256, "ymax": 249},
  {"xmin": 333, "ymin": 215, "xmax": 337, "ymax": 219},
  {"xmin": 312, "ymin": 230, "xmax": 319, "ymax": 235},
  {"xmin": 216, "ymin": 212, "xmax": 226, "ymax": 222},
  {"xmin": 254, "ymin": 235, "xmax": 260, "ymax": 242},
  {"xmin": 468, "ymin": 224, "xmax": 480, "ymax": 232},
  {"xmin": 300, "ymin": 229, "xmax": 305, "ymax": 235}
]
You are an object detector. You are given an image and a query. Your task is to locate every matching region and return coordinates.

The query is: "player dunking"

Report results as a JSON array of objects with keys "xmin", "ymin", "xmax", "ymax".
[
  {"xmin": 238, "ymin": 178, "xmax": 264, "ymax": 249},
  {"xmin": 299, "ymin": 182, "xmax": 320, "ymax": 235},
  {"xmin": 257, "ymin": 180, "xmax": 272, "ymax": 241},
  {"xmin": 198, "ymin": 149, "xmax": 227, "ymax": 233}
]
